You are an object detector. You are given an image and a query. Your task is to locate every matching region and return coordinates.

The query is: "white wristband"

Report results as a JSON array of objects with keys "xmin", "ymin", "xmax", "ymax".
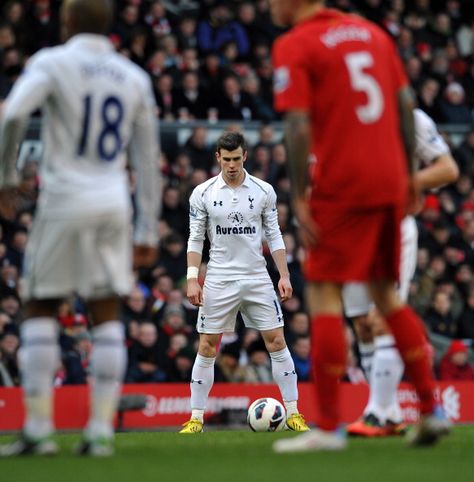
[{"xmin": 187, "ymin": 266, "xmax": 199, "ymax": 280}]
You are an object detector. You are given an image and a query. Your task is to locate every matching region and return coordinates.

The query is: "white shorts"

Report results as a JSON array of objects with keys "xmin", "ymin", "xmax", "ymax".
[
  {"xmin": 197, "ymin": 278, "xmax": 284, "ymax": 334},
  {"xmin": 342, "ymin": 216, "xmax": 418, "ymax": 317},
  {"xmin": 22, "ymin": 207, "xmax": 133, "ymax": 301}
]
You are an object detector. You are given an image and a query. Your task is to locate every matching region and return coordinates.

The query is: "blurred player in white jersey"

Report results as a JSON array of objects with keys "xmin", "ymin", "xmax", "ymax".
[
  {"xmin": 343, "ymin": 109, "xmax": 459, "ymax": 437},
  {"xmin": 180, "ymin": 132, "xmax": 309, "ymax": 433},
  {"xmin": 0, "ymin": 0, "xmax": 161, "ymax": 456}
]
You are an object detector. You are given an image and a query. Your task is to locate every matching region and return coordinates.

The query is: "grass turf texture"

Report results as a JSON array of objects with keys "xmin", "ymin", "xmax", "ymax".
[{"xmin": 0, "ymin": 427, "xmax": 472, "ymax": 482}]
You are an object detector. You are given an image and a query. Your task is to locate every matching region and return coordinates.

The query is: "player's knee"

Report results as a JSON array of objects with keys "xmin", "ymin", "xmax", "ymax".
[
  {"xmin": 352, "ymin": 315, "xmax": 372, "ymax": 342},
  {"xmin": 198, "ymin": 337, "xmax": 218, "ymax": 358},
  {"xmin": 266, "ymin": 335, "xmax": 286, "ymax": 353}
]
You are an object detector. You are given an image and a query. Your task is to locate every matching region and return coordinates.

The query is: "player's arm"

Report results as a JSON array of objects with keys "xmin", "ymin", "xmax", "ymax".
[
  {"xmin": 397, "ymin": 87, "xmax": 416, "ymax": 175},
  {"xmin": 129, "ymin": 75, "xmax": 162, "ymax": 269},
  {"xmin": 415, "ymin": 153, "xmax": 459, "ymax": 191},
  {"xmin": 413, "ymin": 110, "xmax": 459, "ymax": 190},
  {"xmin": 272, "ymin": 36, "xmax": 318, "ymax": 247},
  {"xmin": 187, "ymin": 189, "xmax": 207, "ymax": 306},
  {"xmin": 262, "ymin": 188, "xmax": 292, "ymax": 301},
  {"xmin": 283, "ymin": 110, "xmax": 318, "ymax": 247},
  {"xmin": 0, "ymin": 54, "xmax": 52, "ymax": 187}
]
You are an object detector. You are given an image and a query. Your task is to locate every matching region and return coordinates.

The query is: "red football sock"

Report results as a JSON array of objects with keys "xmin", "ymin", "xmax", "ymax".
[
  {"xmin": 385, "ymin": 306, "xmax": 435, "ymax": 414},
  {"xmin": 311, "ymin": 314, "xmax": 347, "ymax": 431}
]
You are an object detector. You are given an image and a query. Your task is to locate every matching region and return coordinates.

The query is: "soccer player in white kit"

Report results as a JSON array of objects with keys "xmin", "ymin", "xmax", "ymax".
[
  {"xmin": 343, "ymin": 109, "xmax": 459, "ymax": 436},
  {"xmin": 180, "ymin": 132, "xmax": 309, "ymax": 433},
  {"xmin": 0, "ymin": 0, "xmax": 161, "ymax": 456}
]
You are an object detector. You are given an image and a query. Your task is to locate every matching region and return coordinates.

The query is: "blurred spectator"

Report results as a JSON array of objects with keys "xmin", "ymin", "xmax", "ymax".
[
  {"xmin": 175, "ymin": 71, "xmax": 208, "ymax": 119},
  {"xmin": 243, "ymin": 338, "xmax": 272, "ymax": 383},
  {"xmin": 438, "ymin": 82, "xmax": 473, "ymax": 124},
  {"xmin": 167, "ymin": 346, "xmax": 195, "ymax": 382},
  {"xmin": 0, "ymin": 290, "xmax": 21, "ymax": 324},
  {"xmin": 438, "ymin": 340, "xmax": 474, "ymax": 380},
  {"xmin": 144, "ymin": 1, "xmax": 172, "ymax": 41},
  {"xmin": 215, "ymin": 74, "xmax": 256, "ymax": 121},
  {"xmin": 160, "ymin": 187, "xmax": 188, "ymax": 238},
  {"xmin": 197, "ymin": 2, "xmax": 249, "ymax": 59},
  {"xmin": 457, "ymin": 285, "xmax": 474, "ymax": 341},
  {"xmin": 153, "ymin": 233, "xmax": 187, "ymax": 283},
  {"xmin": 154, "ymin": 72, "xmax": 178, "ymax": 120},
  {"xmin": 454, "ymin": 130, "xmax": 474, "ymax": 177},
  {"xmin": 183, "ymin": 126, "xmax": 214, "ymax": 173},
  {"xmin": 0, "ymin": 330, "xmax": 19, "ymax": 385},
  {"xmin": 424, "ymin": 290, "xmax": 458, "ymax": 338},
  {"xmin": 157, "ymin": 304, "xmax": 192, "ymax": 353},
  {"xmin": 122, "ymin": 286, "xmax": 149, "ymax": 324},
  {"xmin": 290, "ymin": 336, "xmax": 310, "ymax": 381},
  {"xmin": 127, "ymin": 321, "xmax": 167, "ymax": 383},
  {"xmin": 215, "ymin": 342, "xmax": 247, "ymax": 382}
]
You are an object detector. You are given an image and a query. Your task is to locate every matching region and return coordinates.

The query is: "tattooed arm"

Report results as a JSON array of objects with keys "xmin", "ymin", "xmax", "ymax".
[{"xmin": 283, "ymin": 110, "xmax": 318, "ymax": 247}]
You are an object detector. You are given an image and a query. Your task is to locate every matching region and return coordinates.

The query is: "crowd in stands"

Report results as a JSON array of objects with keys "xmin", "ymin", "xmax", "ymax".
[{"xmin": 1, "ymin": 0, "xmax": 474, "ymax": 387}]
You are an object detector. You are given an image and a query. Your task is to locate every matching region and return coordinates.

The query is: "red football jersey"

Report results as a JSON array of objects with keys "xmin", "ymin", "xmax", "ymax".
[{"xmin": 273, "ymin": 9, "xmax": 409, "ymax": 207}]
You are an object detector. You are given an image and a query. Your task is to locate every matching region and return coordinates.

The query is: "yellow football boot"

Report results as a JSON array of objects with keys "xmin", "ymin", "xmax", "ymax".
[
  {"xmin": 286, "ymin": 413, "xmax": 310, "ymax": 432},
  {"xmin": 179, "ymin": 418, "xmax": 203, "ymax": 434}
]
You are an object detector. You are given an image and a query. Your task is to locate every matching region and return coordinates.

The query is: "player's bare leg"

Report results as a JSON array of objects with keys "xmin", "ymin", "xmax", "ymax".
[
  {"xmin": 180, "ymin": 333, "xmax": 220, "ymax": 433},
  {"xmin": 260, "ymin": 327, "xmax": 309, "ymax": 431},
  {"xmin": 274, "ymin": 282, "xmax": 347, "ymax": 452},
  {"xmin": 352, "ymin": 314, "xmax": 375, "ymax": 379},
  {"xmin": 369, "ymin": 280, "xmax": 451, "ymax": 446},
  {"xmin": 0, "ymin": 299, "xmax": 61, "ymax": 457},
  {"xmin": 76, "ymin": 296, "xmax": 126, "ymax": 456}
]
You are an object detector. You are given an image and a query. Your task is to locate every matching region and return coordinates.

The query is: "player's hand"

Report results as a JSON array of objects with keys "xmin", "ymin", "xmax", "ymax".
[
  {"xmin": 133, "ymin": 245, "xmax": 158, "ymax": 269},
  {"xmin": 278, "ymin": 276, "xmax": 293, "ymax": 302},
  {"xmin": 293, "ymin": 197, "xmax": 319, "ymax": 248},
  {"xmin": 406, "ymin": 177, "xmax": 423, "ymax": 215},
  {"xmin": 187, "ymin": 278, "xmax": 203, "ymax": 306}
]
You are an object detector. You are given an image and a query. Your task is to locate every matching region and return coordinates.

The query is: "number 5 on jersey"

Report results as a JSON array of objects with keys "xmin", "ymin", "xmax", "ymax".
[
  {"xmin": 77, "ymin": 94, "xmax": 124, "ymax": 161},
  {"xmin": 344, "ymin": 51, "xmax": 384, "ymax": 124}
]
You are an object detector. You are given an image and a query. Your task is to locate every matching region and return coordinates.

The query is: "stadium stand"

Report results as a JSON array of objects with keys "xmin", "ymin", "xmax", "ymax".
[{"xmin": 0, "ymin": 0, "xmax": 473, "ymax": 387}]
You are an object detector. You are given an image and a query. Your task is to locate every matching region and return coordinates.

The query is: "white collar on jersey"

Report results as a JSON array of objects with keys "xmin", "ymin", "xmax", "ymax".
[
  {"xmin": 67, "ymin": 33, "xmax": 114, "ymax": 52},
  {"xmin": 217, "ymin": 168, "xmax": 251, "ymax": 189}
]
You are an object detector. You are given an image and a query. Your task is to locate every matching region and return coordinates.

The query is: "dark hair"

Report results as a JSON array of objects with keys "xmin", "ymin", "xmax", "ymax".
[
  {"xmin": 68, "ymin": 0, "xmax": 113, "ymax": 35},
  {"xmin": 215, "ymin": 132, "xmax": 247, "ymax": 154}
]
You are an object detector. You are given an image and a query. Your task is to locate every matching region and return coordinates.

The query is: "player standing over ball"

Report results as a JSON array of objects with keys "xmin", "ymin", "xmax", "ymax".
[
  {"xmin": 270, "ymin": 0, "xmax": 451, "ymax": 451},
  {"xmin": 180, "ymin": 131, "xmax": 309, "ymax": 434},
  {"xmin": 0, "ymin": 0, "xmax": 161, "ymax": 457},
  {"xmin": 343, "ymin": 109, "xmax": 459, "ymax": 437}
]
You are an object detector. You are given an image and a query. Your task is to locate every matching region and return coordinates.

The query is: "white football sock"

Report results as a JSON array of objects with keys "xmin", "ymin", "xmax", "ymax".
[
  {"xmin": 270, "ymin": 347, "xmax": 298, "ymax": 414},
  {"xmin": 358, "ymin": 341, "xmax": 374, "ymax": 380},
  {"xmin": 85, "ymin": 321, "xmax": 126, "ymax": 441},
  {"xmin": 190, "ymin": 354, "xmax": 215, "ymax": 421},
  {"xmin": 365, "ymin": 335, "xmax": 404, "ymax": 424},
  {"xmin": 20, "ymin": 318, "xmax": 60, "ymax": 440}
]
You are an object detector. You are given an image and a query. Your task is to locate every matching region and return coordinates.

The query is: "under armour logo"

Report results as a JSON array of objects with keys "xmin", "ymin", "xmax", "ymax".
[
  {"xmin": 214, "ymin": 201, "xmax": 223, "ymax": 206},
  {"xmin": 248, "ymin": 196, "xmax": 254, "ymax": 209},
  {"xmin": 284, "ymin": 370, "xmax": 296, "ymax": 377},
  {"xmin": 191, "ymin": 379, "xmax": 203, "ymax": 385}
]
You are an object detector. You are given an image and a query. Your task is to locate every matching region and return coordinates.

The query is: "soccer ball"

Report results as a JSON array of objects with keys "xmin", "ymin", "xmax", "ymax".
[{"xmin": 247, "ymin": 397, "xmax": 286, "ymax": 432}]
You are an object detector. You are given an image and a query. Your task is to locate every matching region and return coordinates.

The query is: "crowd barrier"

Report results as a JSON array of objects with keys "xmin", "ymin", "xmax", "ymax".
[{"xmin": 1, "ymin": 381, "xmax": 473, "ymax": 431}]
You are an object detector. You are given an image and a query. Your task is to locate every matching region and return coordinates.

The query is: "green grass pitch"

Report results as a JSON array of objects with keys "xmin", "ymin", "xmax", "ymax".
[{"xmin": 1, "ymin": 427, "xmax": 473, "ymax": 482}]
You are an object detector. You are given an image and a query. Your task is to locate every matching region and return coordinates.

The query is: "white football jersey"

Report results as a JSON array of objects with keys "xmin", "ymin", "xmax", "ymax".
[
  {"xmin": 414, "ymin": 108, "xmax": 450, "ymax": 167},
  {"xmin": 188, "ymin": 169, "xmax": 286, "ymax": 280},
  {"xmin": 0, "ymin": 34, "xmax": 160, "ymax": 245}
]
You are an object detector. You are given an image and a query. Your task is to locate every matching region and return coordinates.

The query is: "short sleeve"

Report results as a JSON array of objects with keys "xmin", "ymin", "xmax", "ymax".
[
  {"xmin": 414, "ymin": 109, "xmax": 449, "ymax": 165},
  {"xmin": 272, "ymin": 34, "xmax": 312, "ymax": 113}
]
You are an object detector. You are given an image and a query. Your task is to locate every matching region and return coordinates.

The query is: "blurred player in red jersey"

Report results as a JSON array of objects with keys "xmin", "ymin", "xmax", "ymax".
[{"xmin": 270, "ymin": 0, "xmax": 451, "ymax": 452}]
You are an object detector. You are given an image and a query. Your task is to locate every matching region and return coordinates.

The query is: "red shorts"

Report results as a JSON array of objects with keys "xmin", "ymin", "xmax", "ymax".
[{"xmin": 304, "ymin": 202, "xmax": 402, "ymax": 283}]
